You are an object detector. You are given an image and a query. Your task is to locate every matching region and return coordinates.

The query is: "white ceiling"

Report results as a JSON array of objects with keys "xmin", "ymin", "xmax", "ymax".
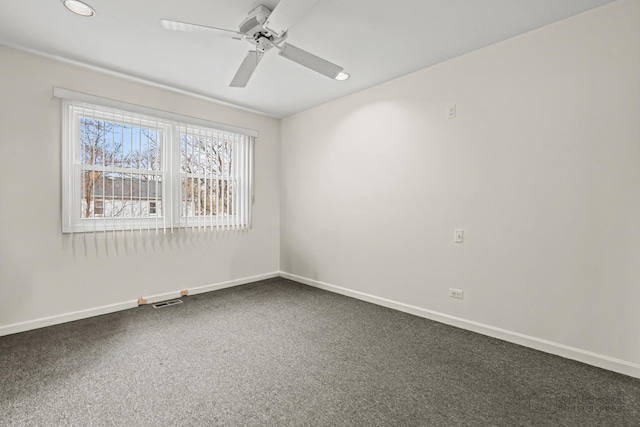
[{"xmin": 0, "ymin": 0, "xmax": 616, "ymax": 118}]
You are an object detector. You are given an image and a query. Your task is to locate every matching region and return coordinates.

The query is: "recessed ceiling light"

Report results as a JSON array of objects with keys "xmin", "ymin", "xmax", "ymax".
[
  {"xmin": 335, "ymin": 72, "xmax": 350, "ymax": 81},
  {"xmin": 62, "ymin": 0, "xmax": 95, "ymax": 17}
]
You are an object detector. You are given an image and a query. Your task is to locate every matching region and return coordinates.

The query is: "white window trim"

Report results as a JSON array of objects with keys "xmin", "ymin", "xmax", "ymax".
[{"xmin": 57, "ymin": 89, "xmax": 255, "ymax": 234}]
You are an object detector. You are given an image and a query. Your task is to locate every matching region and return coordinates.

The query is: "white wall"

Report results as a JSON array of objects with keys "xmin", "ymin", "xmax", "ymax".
[
  {"xmin": 0, "ymin": 46, "xmax": 281, "ymax": 330},
  {"xmin": 281, "ymin": 0, "xmax": 640, "ymax": 372}
]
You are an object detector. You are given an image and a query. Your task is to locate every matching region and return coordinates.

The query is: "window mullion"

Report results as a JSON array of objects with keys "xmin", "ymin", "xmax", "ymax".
[{"xmin": 170, "ymin": 124, "xmax": 181, "ymax": 229}]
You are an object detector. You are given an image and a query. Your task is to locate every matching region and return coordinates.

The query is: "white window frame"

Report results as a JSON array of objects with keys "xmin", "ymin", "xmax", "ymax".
[{"xmin": 57, "ymin": 88, "xmax": 256, "ymax": 234}]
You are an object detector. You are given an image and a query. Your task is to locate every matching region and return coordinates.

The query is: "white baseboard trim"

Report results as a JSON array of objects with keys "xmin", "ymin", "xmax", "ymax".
[
  {"xmin": 0, "ymin": 300, "xmax": 138, "ymax": 337},
  {"xmin": 279, "ymin": 271, "xmax": 640, "ymax": 379},
  {"xmin": 188, "ymin": 272, "xmax": 281, "ymax": 296},
  {"xmin": 0, "ymin": 272, "xmax": 280, "ymax": 338},
  {"xmin": 140, "ymin": 271, "xmax": 281, "ymax": 304}
]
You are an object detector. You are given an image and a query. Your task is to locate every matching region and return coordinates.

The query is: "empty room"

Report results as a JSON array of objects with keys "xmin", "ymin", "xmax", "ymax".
[{"xmin": 0, "ymin": 0, "xmax": 639, "ymax": 425}]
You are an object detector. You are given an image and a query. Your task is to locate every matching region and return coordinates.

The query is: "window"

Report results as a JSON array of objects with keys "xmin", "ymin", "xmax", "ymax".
[
  {"xmin": 93, "ymin": 200, "xmax": 104, "ymax": 216},
  {"xmin": 59, "ymin": 90, "xmax": 255, "ymax": 233}
]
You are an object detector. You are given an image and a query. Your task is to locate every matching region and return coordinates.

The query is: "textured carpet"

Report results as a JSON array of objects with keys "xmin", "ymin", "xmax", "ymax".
[{"xmin": 1, "ymin": 278, "xmax": 638, "ymax": 426}]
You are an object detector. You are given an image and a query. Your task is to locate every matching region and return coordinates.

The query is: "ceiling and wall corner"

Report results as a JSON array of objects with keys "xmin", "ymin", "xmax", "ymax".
[{"xmin": 0, "ymin": 0, "xmax": 617, "ymax": 118}]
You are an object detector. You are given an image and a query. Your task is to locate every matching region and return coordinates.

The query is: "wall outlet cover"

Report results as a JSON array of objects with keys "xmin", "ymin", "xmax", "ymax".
[{"xmin": 449, "ymin": 288, "xmax": 464, "ymax": 299}]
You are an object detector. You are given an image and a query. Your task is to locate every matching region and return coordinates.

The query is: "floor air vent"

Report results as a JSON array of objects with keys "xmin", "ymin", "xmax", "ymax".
[{"xmin": 152, "ymin": 299, "xmax": 183, "ymax": 309}]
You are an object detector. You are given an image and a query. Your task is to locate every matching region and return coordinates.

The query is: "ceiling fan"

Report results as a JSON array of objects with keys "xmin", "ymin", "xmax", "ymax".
[{"xmin": 160, "ymin": 0, "xmax": 348, "ymax": 87}]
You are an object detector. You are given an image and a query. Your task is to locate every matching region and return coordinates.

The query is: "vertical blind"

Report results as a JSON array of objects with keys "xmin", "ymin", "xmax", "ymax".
[{"xmin": 57, "ymin": 89, "xmax": 255, "ymax": 234}]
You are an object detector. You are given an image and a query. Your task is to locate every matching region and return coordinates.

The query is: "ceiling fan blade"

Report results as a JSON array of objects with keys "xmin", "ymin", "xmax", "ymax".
[
  {"xmin": 160, "ymin": 19, "xmax": 245, "ymax": 40},
  {"xmin": 278, "ymin": 43, "xmax": 343, "ymax": 79},
  {"xmin": 230, "ymin": 51, "xmax": 264, "ymax": 87},
  {"xmin": 264, "ymin": 0, "xmax": 320, "ymax": 36}
]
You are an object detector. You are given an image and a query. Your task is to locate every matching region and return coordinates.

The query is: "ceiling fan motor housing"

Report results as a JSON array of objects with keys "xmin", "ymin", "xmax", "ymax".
[
  {"xmin": 239, "ymin": 4, "xmax": 272, "ymax": 37},
  {"xmin": 255, "ymin": 37, "xmax": 274, "ymax": 52}
]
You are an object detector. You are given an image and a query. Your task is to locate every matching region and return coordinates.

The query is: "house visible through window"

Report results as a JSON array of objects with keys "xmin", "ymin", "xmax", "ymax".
[
  {"xmin": 93, "ymin": 200, "xmax": 104, "ymax": 216},
  {"xmin": 59, "ymin": 94, "xmax": 255, "ymax": 233}
]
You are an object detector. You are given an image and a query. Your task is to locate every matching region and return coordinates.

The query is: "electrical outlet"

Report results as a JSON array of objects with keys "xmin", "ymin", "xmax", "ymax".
[
  {"xmin": 449, "ymin": 288, "xmax": 464, "ymax": 299},
  {"xmin": 454, "ymin": 229, "xmax": 464, "ymax": 243}
]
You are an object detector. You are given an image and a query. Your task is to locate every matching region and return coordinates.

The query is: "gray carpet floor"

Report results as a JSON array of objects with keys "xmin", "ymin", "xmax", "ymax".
[{"xmin": 1, "ymin": 277, "xmax": 639, "ymax": 426}]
